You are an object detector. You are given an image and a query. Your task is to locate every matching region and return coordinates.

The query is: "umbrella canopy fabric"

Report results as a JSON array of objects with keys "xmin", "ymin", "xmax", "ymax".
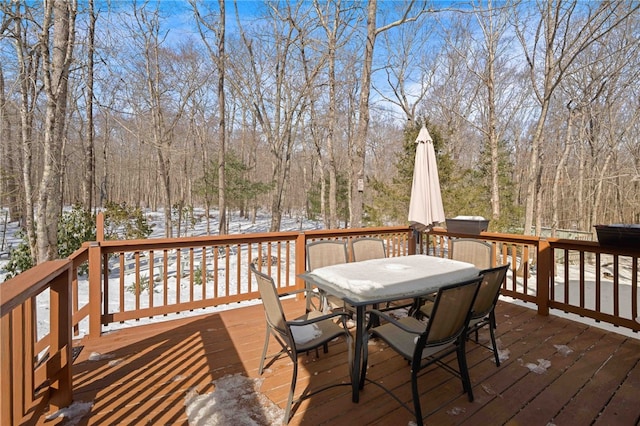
[{"xmin": 408, "ymin": 126, "xmax": 445, "ymax": 230}]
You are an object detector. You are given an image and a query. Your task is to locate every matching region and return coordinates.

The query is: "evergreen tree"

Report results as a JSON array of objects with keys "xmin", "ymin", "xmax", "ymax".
[
  {"xmin": 195, "ymin": 152, "xmax": 272, "ymax": 215},
  {"xmin": 368, "ymin": 119, "xmax": 453, "ymax": 225}
]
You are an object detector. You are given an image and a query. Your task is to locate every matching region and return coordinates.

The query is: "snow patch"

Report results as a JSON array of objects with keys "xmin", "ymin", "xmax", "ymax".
[
  {"xmin": 45, "ymin": 401, "xmax": 93, "ymax": 425},
  {"xmin": 554, "ymin": 344, "xmax": 573, "ymax": 356},
  {"xmin": 446, "ymin": 406, "xmax": 466, "ymax": 416},
  {"xmin": 526, "ymin": 358, "xmax": 551, "ymax": 374},
  {"xmin": 88, "ymin": 352, "xmax": 115, "ymax": 361},
  {"xmin": 498, "ymin": 348, "xmax": 511, "ymax": 362},
  {"xmin": 184, "ymin": 373, "xmax": 284, "ymax": 425}
]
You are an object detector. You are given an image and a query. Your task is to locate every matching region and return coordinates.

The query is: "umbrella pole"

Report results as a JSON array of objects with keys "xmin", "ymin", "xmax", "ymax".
[{"xmin": 413, "ymin": 229, "xmax": 423, "ymax": 254}]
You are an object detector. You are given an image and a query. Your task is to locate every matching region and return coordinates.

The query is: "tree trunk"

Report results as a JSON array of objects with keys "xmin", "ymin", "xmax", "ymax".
[
  {"xmin": 217, "ymin": 0, "xmax": 227, "ymax": 235},
  {"xmin": 0, "ymin": 66, "xmax": 21, "ymax": 222},
  {"xmin": 486, "ymin": 36, "xmax": 500, "ymax": 221},
  {"xmin": 349, "ymin": 0, "xmax": 377, "ymax": 228},
  {"xmin": 551, "ymin": 110, "xmax": 574, "ymax": 235},
  {"xmin": 36, "ymin": 0, "xmax": 76, "ymax": 262},
  {"xmin": 81, "ymin": 0, "xmax": 95, "ymax": 211}
]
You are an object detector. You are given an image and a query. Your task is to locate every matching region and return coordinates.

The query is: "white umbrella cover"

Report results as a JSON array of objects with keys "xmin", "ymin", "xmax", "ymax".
[{"xmin": 408, "ymin": 126, "xmax": 445, "ymax": 230}]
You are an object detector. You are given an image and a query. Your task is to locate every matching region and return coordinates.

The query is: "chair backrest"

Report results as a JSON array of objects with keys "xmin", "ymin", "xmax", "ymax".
[
  {"xmin": 472, "ymin": 264, "xmax": 510, "ymax": 320},
  {"xmin": 422, "ymin": 276, "xmax": 482, "ymax": 346},
  {"xmin": 250, "ymin": 264, "xmax": 292, "ymax": 343},
  {"xmin": 351, "ymin": 237, "xmax": 386, "ymax": 262},
  {"xmin": 451, "ymin": 238, "xmax": 493, "ymax": 269},
  {"xmin": 306, "ymin": 240, "xmax": 348, "ymax": 270}
]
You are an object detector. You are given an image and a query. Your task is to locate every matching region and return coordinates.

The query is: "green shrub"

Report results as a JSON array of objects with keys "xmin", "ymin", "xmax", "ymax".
[
  {"xmin": 103, "ymin": 201, "xmax": 153, "ymax": 240},
  {"xmin": 58, "ymin": 205, "xmax": 96, "ymax": 259},
  {"xmin": 3, "ymin": 203, "xmax": 154, "ymax": 280},
  {"xmin": 189, "ymin": 265, "xmax": 213, "ymax": 286},
  {"xmin": 125, "ymin": 273, "xmax": 160, "ymax": 295},
  {"xmin": 4, "ymin": 205, "xmax": 97, "ymax": 280},
  {"xmin": 3, "ymin": 230, "xmax": 35, "ymax": 280}
]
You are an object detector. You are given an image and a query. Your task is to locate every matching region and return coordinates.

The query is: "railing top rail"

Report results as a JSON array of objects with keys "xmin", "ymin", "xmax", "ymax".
[
  {"xmin": 96, "ymin": 230, "xmax": 302, "ymax": 252},
  {"xmin": 301, "ymin": 226, "xmax": 410, "ymax": 238},
  {"xmin": 428, "ymin": 228, "xmax": 542, "ymax": 244},
  {"xmin": 93, "ymin": 227, "xmax": 412, "ymax": 254},
  {"xmin": 547, "ymin": 237, "xmax": 640, "ymax": 256},
  {"xmin": 1, "ymin": 259, "xmax": 71, "ymax": 316},
  {"xmin": 68, "ymin": 243, "xmax": 91, "ymax": 260}
]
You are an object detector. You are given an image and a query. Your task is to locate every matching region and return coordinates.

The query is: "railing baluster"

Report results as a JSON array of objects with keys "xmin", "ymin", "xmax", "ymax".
[
  {"xmin": 119, "ymin": 252, "xmax": 125, "ymax": 317},
  {"xmin": 579, "ymin": 251, "xmax": 585, "ymax": 310},
  {"xmin": 176, "ymin": 249, "xmax": 181, "ymax": 307},
  {"xmin": 189, "ymin": 248, "xmax": 194, "ymax": 303},
  {"xmin": 633, "ymin": 257, "xmax": 638, "ymax": 323},
  {"xmin": 163, "ymin": 249, "xmax": 168, "ymax": 309},
  {"xmin": 148, "ymin": 250, "xmax": 154, "ymax": 312},
  {"xmin": 595, "ymin": 253, "xmax": 601, "ymax": 314},
  {"xmin": 614, "ymin": 255, "xmax": 620, "ymax": 318}
]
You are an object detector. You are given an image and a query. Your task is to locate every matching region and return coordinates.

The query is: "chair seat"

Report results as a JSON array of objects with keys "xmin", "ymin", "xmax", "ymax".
[
  {"xmin": 417, "ymin": 300, "xmax": 434, "ymax": 318},
  {"xmin": 292, "ymin": 312, "xmax": 350, "ymax": 352},
  {"xmin": 372, "ymin": 317, "xmax": 452, "ymax": 361},
  {"xmin": 468, "ymin": 315, "xmax": 488, "ymax": 329}
]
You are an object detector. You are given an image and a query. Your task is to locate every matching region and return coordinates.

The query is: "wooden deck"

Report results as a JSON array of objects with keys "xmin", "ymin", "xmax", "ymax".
[{"xmin": 40, "ymin": 299, "xmax": 640, "ymax": 425}]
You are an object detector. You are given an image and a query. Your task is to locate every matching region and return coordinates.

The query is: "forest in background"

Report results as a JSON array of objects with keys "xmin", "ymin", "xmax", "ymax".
[{"xmin": 1, "ymin": 1, "xmax": 639, "ymax": 264}]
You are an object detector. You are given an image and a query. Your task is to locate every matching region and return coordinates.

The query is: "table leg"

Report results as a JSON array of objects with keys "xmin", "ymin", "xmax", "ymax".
[{"xmin": 352, "ymin": 305, "xmax": 365, "ymax": 402}]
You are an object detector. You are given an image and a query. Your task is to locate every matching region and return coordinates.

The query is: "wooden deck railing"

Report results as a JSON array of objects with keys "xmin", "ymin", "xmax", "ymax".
[
  {"xmin": 1, "ymin": 260, "xmax": 73, "ymax": 426},
  {"xmin": 2, "ymin": 224, "xmax": 639, "ymax": 424},
  {"xmin": 428, "ymin": 229, "xmax": 550, "ymax": 311},
  {"xmin": 547, "ymin": 237, "xmax": 640, "ymax": 332},
  {"xmin": 429, "ymin": 228, "xmax": 639, "ymax": 330},
  {"xmin": 85, "ymin": 226, "xmax": 413, "ymax": 337}
]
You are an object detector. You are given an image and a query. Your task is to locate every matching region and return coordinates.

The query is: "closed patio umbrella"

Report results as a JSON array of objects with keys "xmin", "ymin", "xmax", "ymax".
[{"xmin": 408, "ymin": 125, "xmax": 445, "ymax": 231}]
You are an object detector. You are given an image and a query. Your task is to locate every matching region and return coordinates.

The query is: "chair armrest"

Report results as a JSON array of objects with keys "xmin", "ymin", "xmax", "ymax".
[
  {"xmin": 287, "ymin": 311, "xmax": 351, "ymax": 327},
  {"xmin": 367, "ymin": 309, "xmax": 423, "ymax": 335},
  {"xmin": 277, "ymin": 288, "xmax": 313, "ymax": 298}
]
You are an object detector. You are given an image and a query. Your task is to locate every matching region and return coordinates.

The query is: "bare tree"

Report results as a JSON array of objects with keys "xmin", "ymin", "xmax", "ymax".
[
  {"xmin": 32, "ymin": 0, "xmax": 77, "ymax": 262},
  {"xmin": 81, "ymin": 0, "xmax": 96, "ymax": 210},
  {"xmin": 470, "ymin": 0, "xmax": 514, "ymax": 220},
  {"xmin": 232, "ymin": 1, "xmax": 324, "ymax": 231},
  {"xmin": 374, "ymin": 10, "xmax": 433, "ymax": 122},
  {"xmin": 0, "ymin": 54, "xmax": 21, "ymax": 222},
  {"xmin": 349, "ymin": 0, "xmax": 422, "ymax": 227},
  {"xmin": 127, "ymin": 3, "xmax": 200, "ymax": 237},
  {"xmin": 5, "ymin": 2, "xmax": 41, "ymax": 257},
  {"xmin": 192, "ymin": 0, "xmax": 228, "ymax": 234},
  {"xmin": 313, "ymin": 0, "xmax": 359, "ymax": 229},
  {"xmin": 514, "ymin": 0, "xmax": 639, "ymax": 235}
]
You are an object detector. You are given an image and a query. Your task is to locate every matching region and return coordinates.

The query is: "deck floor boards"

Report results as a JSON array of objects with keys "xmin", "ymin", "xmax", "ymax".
[{"xmin": 37, "ymin": 300, "xmax": 640, "ymax": 425}]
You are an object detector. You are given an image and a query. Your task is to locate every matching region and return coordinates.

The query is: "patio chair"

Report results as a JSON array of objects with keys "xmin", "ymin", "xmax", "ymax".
[
  {"xmin": 306, "ymin": 240, "xmax": 349, "ymax": 312},
  {"xmin": 410, "ymin": 238, "xmax": 492, "ymax": 318},
  {"xmin": 251, "ymin": 264, "xmax": 353, "ymax": 424},
  {"xmin": 451, "ymin": 238, "xmax": 494, "ymax": 269},
  {"xmin": 362, "ymin": 275, "xmax": 482, "ymax": 426},
  {"xmin": 350, "ymin": 237, "xmax": 386, "ymax": 261},
  {"xmin": 351, "ymin": 237, "xmax": 413, "ymax": 313},
  {"xmin": 466, "ymin": 263, "xmax": 509, "ymax": 366},
  {"xmin": 416, "ymin": 264, "xmax": 509, "ymax": 366}
]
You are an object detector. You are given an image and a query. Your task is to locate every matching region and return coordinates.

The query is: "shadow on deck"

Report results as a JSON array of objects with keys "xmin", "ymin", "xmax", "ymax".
[{"xmin": 41, "ymin": 299, "xmax": 640, "ymax": 425}]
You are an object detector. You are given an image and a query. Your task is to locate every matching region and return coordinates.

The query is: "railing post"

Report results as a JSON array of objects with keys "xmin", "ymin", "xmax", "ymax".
[
  {"xmin": 295, "ymin": 232, "xmax": 307, "ymax": 298},
  {"xmin": 48, "ymin": 265, "xmax": 73, "ymax": 411},
  {"xmin": 88, "ymin": 241, "xmax": 102, "ymax": 338},
  {"xmin": 408, "ymin": 230, "xmax": 417, "ymax": 255},
  {"xmin": 537, "ymin": 239, "xmax": 551, "ymax": 316},
  {"xmin": 96, "ymin": 212, "xmax": 104, "ymax": 242}
]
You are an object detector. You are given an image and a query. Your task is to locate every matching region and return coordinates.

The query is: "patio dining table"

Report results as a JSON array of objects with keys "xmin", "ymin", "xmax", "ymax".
[{"xmin": 299, "ymin": 254, "xmax": 479, "ymax": 403}]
